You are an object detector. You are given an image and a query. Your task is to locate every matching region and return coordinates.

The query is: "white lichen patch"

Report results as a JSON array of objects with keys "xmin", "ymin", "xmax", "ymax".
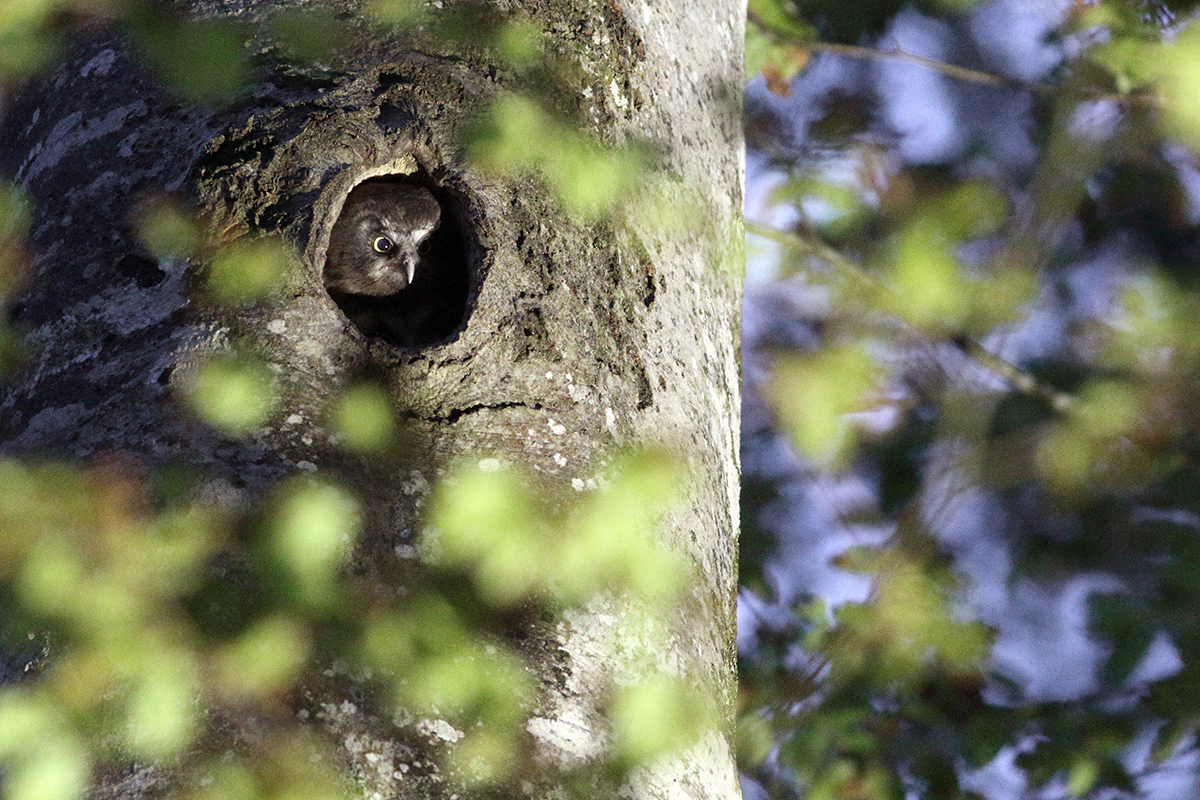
[
  {"xmin": 478, "ymin": 457, "xmax": 503, "ymax": 472},
  {"xmin": 526, "ymin": 706, "xmax": 607, "ymax": 766},
  {"xmin": 285, "ymin": 413, "xmax": 304, "ymax": 425},
  {"xmin": 609, "ymin": 78, "xmax": 628, "ymax": 111},
  {"xmin": 401, "ymin": 470, "xmax": 430, "ymax": 496},
  {"xmin": 625, "ymin": 731, "xmax": 740, "ymax": 800},
  {"xmin": 416, "ymin": 718, "xmax": 464, "ymax": 743},
  {"xmin": 529, "ymin": 594, "xmax": 690, "ymax": 772},
  {"xmin": 553, "ymin": 453, "xmax": 568, "ymax": 467},
  {"xmin": 548, "ymin": 419, "xmax": 567, "ymax": 435},
  {"xmin": 296, "ymin": 460, "xmax": 318, "ymax": 472},
  {"xmin": 267, "ymin": 318, "xmax": 287, "ymax": 334}
]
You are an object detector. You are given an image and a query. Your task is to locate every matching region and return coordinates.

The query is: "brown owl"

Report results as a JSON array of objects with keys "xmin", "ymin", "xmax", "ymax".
[{"xmin": 324, "ymin": 182, "xmax": 441, "ymax": 296}]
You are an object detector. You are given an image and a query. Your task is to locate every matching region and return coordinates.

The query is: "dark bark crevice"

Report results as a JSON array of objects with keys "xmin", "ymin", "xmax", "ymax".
[{"xmin": 400, "ymin": 399, "xmax": 545, "ymax": 425}]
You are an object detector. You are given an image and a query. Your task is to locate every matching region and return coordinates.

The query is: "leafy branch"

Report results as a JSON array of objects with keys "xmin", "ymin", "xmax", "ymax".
[
  {"xmin": 748, "ymin": 9, "xmax": 1161, "ymax": 106},
  {"xmin": 746, "ymin": 221, "xmax": 1075, "ymax": 413}
]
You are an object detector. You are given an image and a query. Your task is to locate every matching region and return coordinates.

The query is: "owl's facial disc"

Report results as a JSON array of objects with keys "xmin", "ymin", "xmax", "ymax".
[
  {"xmin": 324, "ymin": 183, "xmax": 442, "ymax": 296},
  {"xmin": 364, "ymin": 220, "xmax": 434, "ymax": 290}
]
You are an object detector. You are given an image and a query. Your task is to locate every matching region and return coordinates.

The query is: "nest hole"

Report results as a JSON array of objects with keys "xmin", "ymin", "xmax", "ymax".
[{"xmin": 325, "ymin": 175, "xmax": 474, "ymax": 349}]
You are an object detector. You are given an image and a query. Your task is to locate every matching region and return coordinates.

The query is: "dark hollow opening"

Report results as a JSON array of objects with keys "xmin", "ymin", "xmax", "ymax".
[{"xmin": 324, "ymin": 175, "xmax": 473, "ymax": 349}]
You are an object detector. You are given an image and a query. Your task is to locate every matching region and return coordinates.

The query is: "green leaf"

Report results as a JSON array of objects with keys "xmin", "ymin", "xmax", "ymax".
[
  {"xmin": 182, "ymin": 353, "xmax": 275, "ymax": 435},
  {"xmin": 269, "ymin": 480, "xmax": 359, "ymax": 609},
  {"xmin": 1150, "ymin": 720, "xmax": 1189, "ymax": 763},
  {"xmin": 205, "ymin": 237, "xmax": 288, "ymax": 303},
  {"xmin": 131, "ymin": 15, "xmax": 252, "ymax": 104},
  {"xmin": 961, "ymin": 710, "xmax": 1016, "ymax": 767},
  {"xmin": 1066, "ymin": 757, "xmax": 1099, "ymax": 797},
  {"xmin": 1089, "ymin": 593, "xmax": 1155, "ymax": 684},
  {"xmin": 747, "ymin": 0, "xmax": 817, "ymax": 41},
  {"xmin": 330, "ymin": 383, "xmax": 397, "ymax": 454}
]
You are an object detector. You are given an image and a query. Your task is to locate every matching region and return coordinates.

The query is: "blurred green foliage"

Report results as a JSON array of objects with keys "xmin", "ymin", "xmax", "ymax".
[
  {"xmin": 468, "ymin": 94, "xmax": 647, "ymax": 220},
  {"xmin": 0, "ymin": 0, "xmax": 96, "ymax": 84},
  {"xmin": 0, "ymin": 182, "xmax": 29, "ymax": 375},
  {"xmin": 764, "ymin": 343, "xmax": 879, "ymax": 468},
  {"xmin": 329, "ymin": 383, "xmax": 398, "ymax": 455},
  {"xmin": 128, "ymin": 13, "xmax": 251, "ymax": 104},
  {"xmin": 203, "ymin": 237, "xmax": 289, "ymax": 304},
  {"xmin": 0, "ymin": 446, "xmax": 700, "ymax": 799},
  {"xmin": 741, "ymin": 0, "xmax": 1200, "ymax": 798},
  {"xmin": 134, "ymin": 195, "xmax": 202, "ymax": 261},
  {"xmin": 180, "ymin": 352, "xmax": 275, "ymax": 435},
  {"xmin": 429, "ymin": 450, "xmax": 689, "ymax": 608},
  {"xmin": 362, "ymin": 0, "xmax": 427, "ymax": 27}
]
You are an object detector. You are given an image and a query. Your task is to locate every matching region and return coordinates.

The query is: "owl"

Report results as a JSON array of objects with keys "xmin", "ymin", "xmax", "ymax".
[{"xmin": 324, "ymin": 182, "xmax": 442, "ymax": 296}]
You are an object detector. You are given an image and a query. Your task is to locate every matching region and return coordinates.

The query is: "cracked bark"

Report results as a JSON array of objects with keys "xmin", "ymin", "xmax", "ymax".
[{"xmin": 0, "ymin": 1, "xmax": 743, "ymax": 798}]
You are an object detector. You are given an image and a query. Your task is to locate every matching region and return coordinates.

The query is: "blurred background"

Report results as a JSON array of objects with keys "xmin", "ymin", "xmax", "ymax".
[{"xmin": 739, "ymin": 0, "xmax": 1200, "ymax": 798}]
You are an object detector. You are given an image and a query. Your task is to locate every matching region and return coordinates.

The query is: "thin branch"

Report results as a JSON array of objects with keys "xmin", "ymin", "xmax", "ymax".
[
  {"xmin": 745, "ymin": 10, "xmax": 1030, "ymax": 92},
  {"xmin": 746, "ymin": 221, "xmax": 875, "ymax": 290},
  {"xmin": 806, "ymin": 41, "xmax": 1162, "ymax": 106},
  {"xmin": 805, "ymin": 41, "xmax": 1022, "ymax": 90},
  {"xmin": 746, "ymin": 221, "xmax": 1075, "ymax": 412},
  {"xmin": 747, "ymin": 15, "xmax": 1163, "ymax": 107}
]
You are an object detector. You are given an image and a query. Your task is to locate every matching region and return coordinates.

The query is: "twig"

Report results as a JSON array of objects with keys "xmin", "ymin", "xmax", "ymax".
[
  {"xmin": 747, "ymin": 14, "xmax": 1163, "ymax": 108},
  {"xmin": 746, "ymin": 221, "xmax": 875, "ymax": 289},
  {"xmin": 745, "ymin": 221, "xmax": 1075, "ymax": 412},
  {"xmin": 805, "ymin": 41, "xmax": 1021, "ymax": 90},
  {"xmin": 805, "ymin": 41, "xmax": 1161, "ymax": 106}
]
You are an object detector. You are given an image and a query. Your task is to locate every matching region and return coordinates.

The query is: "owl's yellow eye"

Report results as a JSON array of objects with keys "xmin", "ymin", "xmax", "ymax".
[{"xmin": 373, "ymin": 236, "xmax": 394, "ymax": 253}]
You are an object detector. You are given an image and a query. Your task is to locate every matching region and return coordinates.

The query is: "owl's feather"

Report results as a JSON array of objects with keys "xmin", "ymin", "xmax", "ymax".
[{"xmin": 324, "ymin": 183, "xmax": 441, "ymax": 296}]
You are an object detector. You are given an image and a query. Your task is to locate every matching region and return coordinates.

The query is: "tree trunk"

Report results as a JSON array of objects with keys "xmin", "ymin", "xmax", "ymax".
[{"xmin": 0, "ymin": 2, "xmax": 742, "ymax": 798}]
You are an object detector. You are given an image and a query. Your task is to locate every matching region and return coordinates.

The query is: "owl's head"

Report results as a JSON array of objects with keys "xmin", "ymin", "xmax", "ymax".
[{"xmin": 325, "ymin": 182, "xmax": 442, "ymax": 296}]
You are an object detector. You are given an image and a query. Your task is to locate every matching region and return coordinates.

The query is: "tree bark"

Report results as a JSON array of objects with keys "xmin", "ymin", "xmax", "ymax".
[{"xmin": 0, "ymin": 1, "xmax": 743, "ymax": 798}]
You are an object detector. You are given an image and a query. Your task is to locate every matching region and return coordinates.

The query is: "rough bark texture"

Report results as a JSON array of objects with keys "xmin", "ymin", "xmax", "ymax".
[{"xmin": 0, "ymin": 1, "xmax": 743, "ymax": 797}]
